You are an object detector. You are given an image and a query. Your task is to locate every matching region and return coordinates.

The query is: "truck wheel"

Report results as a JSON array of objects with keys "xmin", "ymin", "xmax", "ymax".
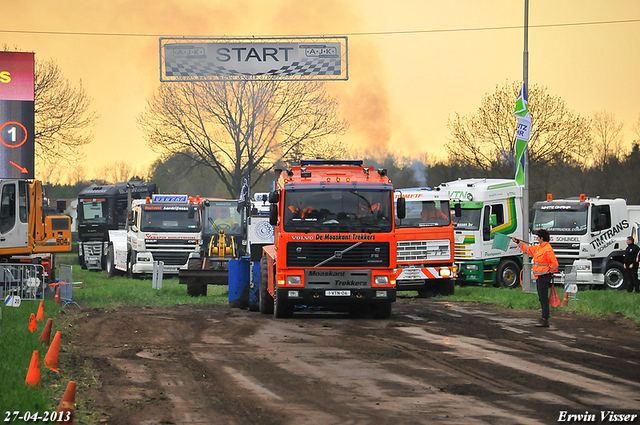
[
  {"xmin": 79, "ymin": 253, "xmax": 87, "ymax": 270},
  {"xmin": 187, "ymin": 279, "xmax": 207, "ymax": 297},
  {"xmin": 438, "ymin": 278, "xmax": 455, "ymax": 296},
  {"xmin": 127, "ymin": 251, "xmax": 140, "ymax": 280},
  {"xmin": 498, "ymin": 259, "xmax": 520, "ymax": 289},
  {"xmin": 373, "ymin": 301, "xmax": 392, "ymax": 319},
  {"xmin": 105, "ymin": 245, "xmax": 115, "ymax": 279},
  {"xmin": 274, "ymin": 288, "xmax": 293, "ymax": 318},
  {"xmin": 186, "ymin": 258, "xmax": 207, "ymax": 297},
  {"xmin": 259, "ymin": 256, "xmax": 274, "ymax": 315},
  {"xmin": 604, "ymin": 261, "xmax": 625, "ymax": 290}
]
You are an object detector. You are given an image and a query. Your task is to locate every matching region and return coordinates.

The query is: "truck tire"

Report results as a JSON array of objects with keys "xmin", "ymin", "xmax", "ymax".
[
  {"xmin": 497, "ymin": 259, "xmax": 520, "ymax": 289},
  {"xmin": 79, "ymin": 253, "xmax": 87, "ymax": 270},
  {"xmin": 604, "ymin": 261, "xmax": 625, "ymax": 290},
  {"xmin": 105, "ymin": 245, "xmax": 115, "ymax": 279},
  {"xmin": 373, "ymin": 301, "xmax": 392, "ymax": 319},
  {"xmin": 438, "ymin": 278, "xmax": 455, "ymax": 296},
  {"xmin": 127, "ymin": 251, "xmax": 141, "ymax": 280},
  {"xmin": 259, "ymin": 255, "xmax": 274, "ymax": 315},
  {"xmin": 186, "ymin": 258, "xmax": 207, "ymax": 297},
  {"xmin": 274, "ymin": 287, "xmax": 293, "ymax": 318}
]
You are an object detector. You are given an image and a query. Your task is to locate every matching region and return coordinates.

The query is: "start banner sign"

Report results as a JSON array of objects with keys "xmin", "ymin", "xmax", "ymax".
[{"xmin": 160, "ymin": 37, "xmax": 348, "ymax": 82}]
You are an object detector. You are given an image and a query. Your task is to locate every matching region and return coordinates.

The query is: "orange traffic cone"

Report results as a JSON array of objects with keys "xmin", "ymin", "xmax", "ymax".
[
  {"xmin": 36, "ymin": 300, "xmax": 45, "ymax": 321},
  {"xmin": 560, "ymin": 291, "xmax": 569, "ymax": 308},
  {"xmin": 57, "ymin": 381, "xmax": 76, "ymax": 424},
  {"xmin": 25, "ymin": 350, "xmax": 41, "ymax": 388},
  {"xmin": 54, "ymin": 287, "xmax": 61, "ymax": 305},
  {"xmin": 28, "ymin": 313, "xmax": 37, "ymax": 333},
  {"xmin": 40, "ymin": 318, "xmax": 53, "ymax": 346},
  {"xmin": 44, "ymin": 331, "xmax": 61, "ymax": 372}
]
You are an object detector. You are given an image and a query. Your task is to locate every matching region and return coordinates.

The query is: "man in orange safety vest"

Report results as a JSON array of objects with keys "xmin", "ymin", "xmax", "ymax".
[{"xmin": 513, "ymin": 229, "xmax": 559, "ymax": 328}]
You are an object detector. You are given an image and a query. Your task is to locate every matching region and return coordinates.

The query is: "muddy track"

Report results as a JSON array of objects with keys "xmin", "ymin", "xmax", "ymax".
[{"xmin": 67, "ymin": 298, "xmax": 640, "ymax": 425}]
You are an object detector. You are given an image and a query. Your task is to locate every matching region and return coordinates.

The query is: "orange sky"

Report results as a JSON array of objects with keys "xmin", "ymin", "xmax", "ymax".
[{"xmin": 2, "ymin": 0, "xmax": 640, "ymax": 182}]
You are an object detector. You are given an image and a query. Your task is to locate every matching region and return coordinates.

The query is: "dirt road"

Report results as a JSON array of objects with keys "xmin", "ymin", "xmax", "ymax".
[{"xmin": 67, "ymin": 298, "xmax": 640, "ymax": 425}]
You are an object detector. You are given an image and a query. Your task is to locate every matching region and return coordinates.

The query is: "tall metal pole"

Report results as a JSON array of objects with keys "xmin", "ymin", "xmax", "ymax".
[{"xmin": 522, "ymin": 0, "xmax": 531, "ymax": 290}]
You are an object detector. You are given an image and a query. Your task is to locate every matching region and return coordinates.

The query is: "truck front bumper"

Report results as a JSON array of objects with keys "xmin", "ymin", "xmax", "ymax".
[{"xmin": 275, "ymin": 287, "xmax": 396, "ymax": 306}]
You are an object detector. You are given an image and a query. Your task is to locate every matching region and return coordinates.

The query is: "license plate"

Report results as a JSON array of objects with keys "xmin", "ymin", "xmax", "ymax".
[{"xmin": 325, "ymin": 290, "xmax": 351, "ymax": 296}]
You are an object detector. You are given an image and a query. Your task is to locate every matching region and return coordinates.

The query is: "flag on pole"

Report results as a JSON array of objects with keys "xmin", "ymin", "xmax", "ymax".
[
  {"xmin": 237, "ymin": 174, "xmax": 250, "ymax": 212},
  {"xmin": 513, "ymin": 84, "xmax": 531, "ymax": 186}
]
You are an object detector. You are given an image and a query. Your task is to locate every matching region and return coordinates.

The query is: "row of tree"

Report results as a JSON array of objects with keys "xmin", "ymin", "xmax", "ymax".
[{"xmin": 14, "ymin": 49, "xmax": 640, "ymax": 204}]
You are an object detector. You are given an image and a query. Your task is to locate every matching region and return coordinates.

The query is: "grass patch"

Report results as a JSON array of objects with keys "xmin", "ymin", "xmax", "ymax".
[
  {"xmin": 0, "ymin": 262, "xmax": 229, "ymax": 419},
  {"xmin": 411, "ymin": 284, "xmax": 640, "ymax": 322},
  {"xmin": 0, "ymin": 299, "xmax": 66, "ymax": 415},
  {"xmin": 70, "ymin": 266, "xmax": 229, "ymax": 308}
]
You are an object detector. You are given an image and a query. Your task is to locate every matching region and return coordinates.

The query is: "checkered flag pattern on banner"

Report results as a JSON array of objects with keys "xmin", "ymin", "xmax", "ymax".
[{"xmin": 165, "ymin": 58, "xmax": 341, "ymax": 78}]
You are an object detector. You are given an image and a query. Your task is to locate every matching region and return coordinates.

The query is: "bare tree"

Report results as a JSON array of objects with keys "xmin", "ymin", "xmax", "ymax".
[
  {"xmin": 591, "ymin": 111, "xmax": 625, "ymax": 170},
  {"xmin": 34, "ymin": 58, "xmax": 99, "ymax": 166},
  {"xmin": 632, "ymin": 113, "xmax": 640, "ymax": 143},
  {"xmin": 94, "ymin": 161, "xmax": 137, "ymax": 184},
  {"xmin": 66, "ymin": 164, "xmax": 87, "ymax": 185},
  {"xmin": 138, "ymin": 79, "xmax": 348, "ymax": 197},
  {"xmin": 445, "ymin": 81, "xmax": 592, "ymax": 172}
]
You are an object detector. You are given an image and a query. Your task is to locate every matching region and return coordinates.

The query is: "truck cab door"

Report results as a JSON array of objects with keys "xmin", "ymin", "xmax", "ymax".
[{"xmin": 0, "ymin": 180, "xmax": 29, "ymax": 249}]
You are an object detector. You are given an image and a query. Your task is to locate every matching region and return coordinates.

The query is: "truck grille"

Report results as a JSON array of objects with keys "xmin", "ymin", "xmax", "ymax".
[
  {"xmin": 454, "ymin": 243, "xmax": 473, "ymax": 259},
  {"xmin": 397, "ymin": 239, "xmax": 450, "ymax": 263},
  {"xmin": 150, "ymin": 252, "xmax": 190, "ymax": 266},
  {"xmin": 287, "ymin": 242, "xmax": 389, "ymax": 268}
]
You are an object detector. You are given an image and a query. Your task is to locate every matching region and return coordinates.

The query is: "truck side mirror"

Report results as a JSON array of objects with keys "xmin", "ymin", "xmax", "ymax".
[
  {"xmin": 454, "ymin": 203, "xmax": 462, "ymax": 218},
  {"xmin": 396, "ymin": 197, "xmax": 406, "ymax": 219},
  {"xmin": 490, "ymin": 214, "xmax": 497, "ymax": 227},
  {"xmin": 127, "ymin": 210, "xmax": 134, "ymax": 225},
  {"xmin": 187, "ymin": 205, "xmax": 195, "ymax": 219},
  {"xmin": 268, "ymin": 191, "xmax": 279, "ymax": 204},
  {"xmin": 269, "ymin": 204, "xmax": 278, "ymax": 226}
]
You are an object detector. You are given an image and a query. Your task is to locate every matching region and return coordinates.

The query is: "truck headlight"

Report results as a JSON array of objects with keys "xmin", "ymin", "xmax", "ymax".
[
  {"xmin": 439, "ymin": 268, "xmax": 451, "ymax": 277},
  {"xmin": 466, "ymin": 264, "xmax": 479, "ymax": 270},
  {"xmin": 374, "ymin": 276, "xmax": 389, "ymax": 285},
  {"xmin": 287, "ymin": 276, "xmax": 301, "ymax": 285},
  {"xmin": 575, "ymin": 264, "xmax": 591, "ymax": 271}
]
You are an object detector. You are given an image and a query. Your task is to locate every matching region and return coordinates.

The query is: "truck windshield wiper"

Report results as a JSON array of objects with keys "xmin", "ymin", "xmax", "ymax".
[{"xmin": 314, "ymin": 242, "xmax": 362, "ymax": 267}]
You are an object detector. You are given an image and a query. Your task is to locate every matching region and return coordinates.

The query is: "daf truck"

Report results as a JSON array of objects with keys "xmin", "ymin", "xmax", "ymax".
[
  {"xmin": 531, "ymin": 194, "xmax": 640, "ymax": 289},
  {"xmin": 106, "ymin": 194, "xmax": 200, "ymax": 278},
  {"xmin": 438, "ymin": 179, "xmax": 524, "ymax": 288}
]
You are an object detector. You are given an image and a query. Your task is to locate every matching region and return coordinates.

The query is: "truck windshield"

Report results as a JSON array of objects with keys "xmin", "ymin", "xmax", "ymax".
[
  {"xmin": 203, "ymin": 201, "xmax": 242, "ymax": 236},
  {"xmin": 397, "ymin": 200, "xmax": 450, "ymax": 228},
  {"xmin": 283, "ymin": 189, "xmax": 393, "ymax": 233},
  {"xmin": 532, "ymin": 208, "xmax": 588, "ymax": 235},
  {"xmin": 451, "ymin": 207, "xmax": 482, "ymax": 231},
  {"xmin": 78, "ymin": 198, "xmax": 111, "ymax": 224},
  {"xmin": 139, "ymin": 206, "xmax": 199, "ymax": 232}
]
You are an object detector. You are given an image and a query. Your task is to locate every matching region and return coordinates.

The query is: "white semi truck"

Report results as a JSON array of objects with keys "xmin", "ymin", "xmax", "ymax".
[
  {"xmin": 105, "ymin": 194, "xmax": 201, "ymax": 278},
  {"xmin": 438, "ymin": 179, "xmax": 524, "ymax": 288},
  {"xmin": 531, "ymin": 194, "xmax": 640, "ymax": 289}
]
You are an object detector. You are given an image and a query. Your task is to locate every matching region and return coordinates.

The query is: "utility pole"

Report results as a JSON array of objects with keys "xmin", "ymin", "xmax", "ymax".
[{"xmin": 522, "ymin": 0, "xmax": 532, "ymax": 291}]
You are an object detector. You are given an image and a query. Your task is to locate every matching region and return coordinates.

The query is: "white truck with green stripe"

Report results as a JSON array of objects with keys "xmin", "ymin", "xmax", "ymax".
[{"xmin": 438, "ymin": 179, "xmax": 524, "ymax": 288}]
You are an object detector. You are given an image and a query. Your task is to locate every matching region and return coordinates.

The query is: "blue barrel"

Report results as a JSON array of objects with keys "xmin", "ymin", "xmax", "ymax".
[
  {"xmin": 228, "ymin": 257, "xmax": 250, "ymax": 309},
  {"xmin": 249, "ymin": 261, "xmax": 261, "ymax": 311}
]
